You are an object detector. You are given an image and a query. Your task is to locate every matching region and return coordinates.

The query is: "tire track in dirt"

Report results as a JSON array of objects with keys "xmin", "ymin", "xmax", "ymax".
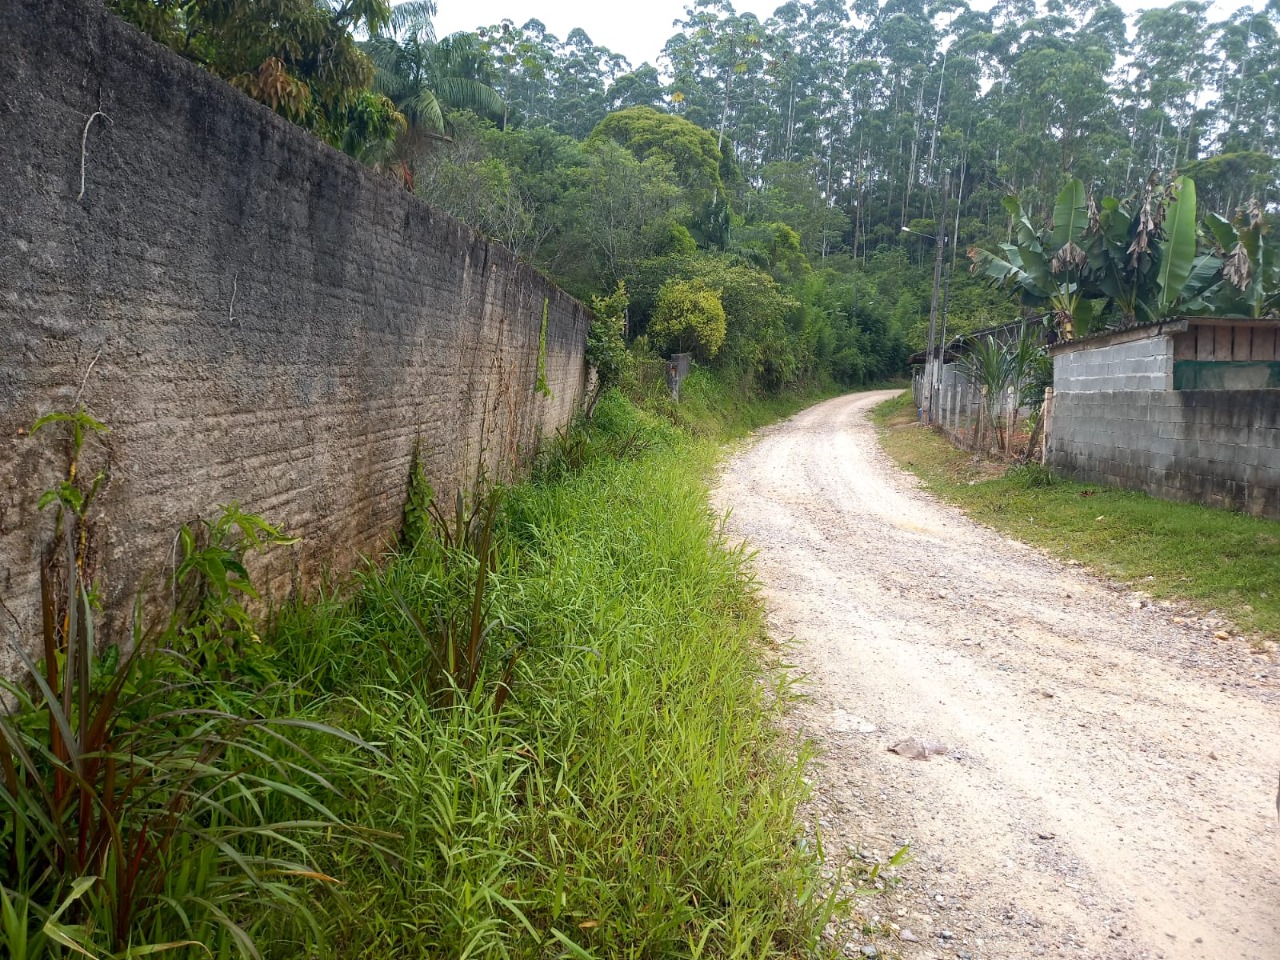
[{"xmin": 714, "ymin": 390, "xmax": 1280, "ymax": 960}]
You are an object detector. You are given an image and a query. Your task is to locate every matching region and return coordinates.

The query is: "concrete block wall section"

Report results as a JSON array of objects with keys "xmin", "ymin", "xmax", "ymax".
[
  {"xmin": 1047, "ymin": 390, "xmax": 1280, "ymax": 518},
  {"xmin": 1053, "ymin": 336, "xmax": 1174, "ymax": 393},
  {"xmin": 0, "ymin": 0, "xmax": 589, "ymax": 676}
]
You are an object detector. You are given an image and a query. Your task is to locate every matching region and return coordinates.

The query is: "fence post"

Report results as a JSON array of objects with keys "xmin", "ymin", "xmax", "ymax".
[
  {"xmin": 980, "ymin": 385, "xmax": 990, "ymax": 454},
  {"xmin": 1041, "ymin": 386, "xmax": 1054, "ymax": 466},
  {"xmin": 965, "ymin": 381, "xmax": 974, "ymax": 451},
  {"xmin": 1006, "ymin": 386, "xmax": 1015, "ymax": 458}
]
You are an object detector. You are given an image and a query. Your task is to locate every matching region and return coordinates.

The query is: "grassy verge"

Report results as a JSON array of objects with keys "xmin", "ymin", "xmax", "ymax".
[
  {"xmin": 872, "ymin": 390, "xmax": 1280, "ymax": 639},
  {"xmin": 631, "ymin": 368, "xmax": 839, "ymax": 440},
  {"xmin": 626, "ymin": 364, "xmax": 906, "ymax": 442},
  {"xmin": 265, "ymin": 392, "xmax": 844, "ymax": 956},
  {"xmin": 3, "ymin": 389, "xmax": 846, "ymax": 958}
]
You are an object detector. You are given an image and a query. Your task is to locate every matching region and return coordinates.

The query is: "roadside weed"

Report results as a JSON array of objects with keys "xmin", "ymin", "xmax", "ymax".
[{"xmin": 268, "ymin": 390, "xmax": 845, "ymax": 957}]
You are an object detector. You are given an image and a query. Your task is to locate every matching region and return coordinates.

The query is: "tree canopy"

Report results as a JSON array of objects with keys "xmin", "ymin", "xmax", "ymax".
[{"xmin": 107, "ymin": 0, "xmax": 1280, "ymax": 390}]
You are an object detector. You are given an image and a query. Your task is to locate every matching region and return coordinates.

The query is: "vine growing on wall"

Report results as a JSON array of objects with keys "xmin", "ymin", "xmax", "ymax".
[{"xmin": 536, "ymin": 297, "xmax": 552, "ymax": 398}]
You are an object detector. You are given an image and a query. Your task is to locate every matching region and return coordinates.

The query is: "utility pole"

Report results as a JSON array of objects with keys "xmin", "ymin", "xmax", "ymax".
[
  {"xmin": 901, "ymin": 224, "xmax": 946, "ymax": 422},
  {"xmin": 925, "ymin": 227, "xmax": 944, "ymax": 421},
  {"xmin": 935, "ymin": 171, "xmax": 961, "ymax": 415},
  {"xmin": 903, "ymin": 174, "xmax": 950, "ymax": 424},
  {"xmin": 924, "ymin": 176, "xmax": 948, "ymax": 424}
]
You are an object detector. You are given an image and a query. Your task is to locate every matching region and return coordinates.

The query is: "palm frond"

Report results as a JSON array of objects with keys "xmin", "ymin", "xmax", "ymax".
[
  {"xmin": 389, "ymin": 0, "xmax": 438, "ymax": 42},
  {"xmin": 433, "ymin": 77, "xmax": 505, "ymax": 120}
]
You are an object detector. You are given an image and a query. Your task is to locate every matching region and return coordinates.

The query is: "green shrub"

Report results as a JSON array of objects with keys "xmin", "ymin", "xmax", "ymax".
[{"xmin": 650, "ymin": 278, "xmax": 728, "ymax": 361}]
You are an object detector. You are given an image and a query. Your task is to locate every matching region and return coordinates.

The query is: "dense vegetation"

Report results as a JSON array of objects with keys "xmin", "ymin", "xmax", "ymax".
[
  {"xmin": 108, "ymin": 0, "xmax": 1280, "ymax": 388},
  {"xmin": 2, "ymin": 387, "xmax": 849, "ymax": 958},
  {"xmin": 105, "ymin": 0, "xmax": 1280, "ymax": 388}
]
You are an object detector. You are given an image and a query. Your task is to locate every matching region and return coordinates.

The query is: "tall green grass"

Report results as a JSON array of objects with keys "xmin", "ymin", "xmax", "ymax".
[
  {"xmin": 262, "ymin": 391, "xmax": 844, "ymax": 957},
  {"xmin": 623, "ymin": 362, "xmax": 844, "ymax": 441},
  {"xmin": 4, "ymin": 391, "xmax": 845, "ymax": 957}
]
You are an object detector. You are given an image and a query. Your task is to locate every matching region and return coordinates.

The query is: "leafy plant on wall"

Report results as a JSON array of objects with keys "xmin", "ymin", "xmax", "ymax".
[
  {"xmin": 970, "ymin": 175, "xmax": 1227, "ymax": 338},
  {"xmin": 108, "ymin": 0, "xmax": 404, "ymax": 154},
  {"xmin": 585, "ymin": 281, "xmax": 631, "ymax": 417},
  {"xmin": 1191, "ymin": 201, "xmax": 1280, "ymax": 318}
]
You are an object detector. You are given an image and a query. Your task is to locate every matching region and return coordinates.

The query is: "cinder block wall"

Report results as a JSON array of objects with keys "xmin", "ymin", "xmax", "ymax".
[
  {"xmin": 0, "ymin": 0, "xmax": 589, "ymax": 674},
  {"xmin": 1053, "ymin": 336, "xmax": 1174, "ymax": 393},
  {"xmin": 1047, "ymin": 337, "xmax": 1280, "ymax": 518}
]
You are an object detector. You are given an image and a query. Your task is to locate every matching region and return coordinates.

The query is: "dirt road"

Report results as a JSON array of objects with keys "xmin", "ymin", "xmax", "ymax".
[{"xmin": 713, "ymin": 391, "xmax": 1280, "ymax": 960}]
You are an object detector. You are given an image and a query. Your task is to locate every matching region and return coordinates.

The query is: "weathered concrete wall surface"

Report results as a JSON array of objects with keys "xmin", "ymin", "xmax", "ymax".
[
  {"xmin": 1046, "ymin": 389, "xmax": 1280, "ymax": 518},
  {"xmin": 0, "ymin": 0, "xmax": 589, "ymax": 673},
  {"xmin": 1053, "ymin": 336, "xmax": 1174, "ymax": 393}
]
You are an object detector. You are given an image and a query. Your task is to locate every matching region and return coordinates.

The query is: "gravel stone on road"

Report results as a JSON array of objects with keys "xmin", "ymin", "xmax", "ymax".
[{"xmin": 713, "ymin": 390, "xmax": 1280, "ymax": 960}]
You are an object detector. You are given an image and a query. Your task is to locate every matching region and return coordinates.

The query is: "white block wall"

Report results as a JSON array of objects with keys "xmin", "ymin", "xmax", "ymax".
[{"xmin": 1054, "ymin": 335, "xmax": 1174, "ymax": 393}]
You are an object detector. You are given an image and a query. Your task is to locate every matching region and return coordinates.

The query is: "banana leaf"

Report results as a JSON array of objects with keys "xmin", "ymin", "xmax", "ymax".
[
  {"xmin": 1003, "ymin": 195, "xmax": 1044, "ymax": 253},
  {"xmin": 1202, "ymin": 212, "xmax": 1237, "ymax": 254},
  {"xmin": 1156, "ymin": 176, "xmax": 1197, "ymax": 314},
  {"xmin": 1051, "ymin": 179, "xmax": 1088, "ymax": 252},
  {"xmin": 1101, "ymin": 203, "xmax": 1133, "ymax": 247},
  {"xmin": 1180, "ymin": 253, "xmax": 1223, "ymax": 303}
]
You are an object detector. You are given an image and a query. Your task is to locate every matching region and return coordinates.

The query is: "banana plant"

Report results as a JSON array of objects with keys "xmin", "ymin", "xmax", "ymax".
[
  {"xmin": 972, "ymin": 175, "xmax": 1226, "ymax": 339},
  {"xmin": 1189, "ymin": 201, "xmax": 1280, "ymax": 318},
  {"xmin": 970, "ymin": 180, "xmax": 1097, "ymax": 339},
  {"xmin": 1155, "ymin": 177, "xmax": 1201, "ymax": 316},
  {"xmin": 1088, "ymin": 176, "xmax": 1220, "ymax": 326}
]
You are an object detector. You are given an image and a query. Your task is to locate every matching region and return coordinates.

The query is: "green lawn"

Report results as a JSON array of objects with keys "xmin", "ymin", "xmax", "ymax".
[{"xmin": 872, "ymin": 391, "xmax": 1280, "ymax": 640}]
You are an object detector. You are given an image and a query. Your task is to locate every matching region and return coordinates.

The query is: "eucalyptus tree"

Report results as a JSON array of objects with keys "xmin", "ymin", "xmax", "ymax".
[
  {"xmin": 986, "ymin": 1, "xmax": 1124, "ymax": 206},
  {"xmin": 476, "ymin": 18, "xmax": 553, "ymax": 128},
  {"xmin": 606, "ymin": 66, "xmax": 667, "ymax": 112},
  {"xmin": 1123, "ymin": 2, "xmax": 1213, "ymax": 180},
  {"xmin": 662, "ymin": 0, "xmax": 768, "ymax": 158},
  {"xmin": 553, "ymin": 29, "xmax": 633, "ymax": 138},
  {"xmin": 471, "ymin": 19, "xmax": 633, "ymax": 137},
  {"xmin": 762, "ymin": 0, "xmax": 853, "ymax": 169},
  {"xmin": 1211, "ymin": 5, "xmax": 1280, "ymax": 160}
]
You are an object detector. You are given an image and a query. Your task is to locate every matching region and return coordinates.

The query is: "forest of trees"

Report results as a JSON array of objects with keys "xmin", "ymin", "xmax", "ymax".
[{"xmin": 110, "ymin": 0, "xmax": 1280, "ymax": 392}]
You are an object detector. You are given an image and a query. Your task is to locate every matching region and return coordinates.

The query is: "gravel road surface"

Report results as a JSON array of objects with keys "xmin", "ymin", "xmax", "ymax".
[{"xmin": 713, "ymin": 390, "xmax": 1280, "ymax": 960}]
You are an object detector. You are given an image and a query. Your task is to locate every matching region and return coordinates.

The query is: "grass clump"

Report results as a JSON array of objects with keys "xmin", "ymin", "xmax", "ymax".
[
  {"xmin": 262, "ymin": 389, "xmax": 844, "ymax": 957},
  {"xmin": 874, "ymin": 391, "xmax": 1280, "ymax": 638}
]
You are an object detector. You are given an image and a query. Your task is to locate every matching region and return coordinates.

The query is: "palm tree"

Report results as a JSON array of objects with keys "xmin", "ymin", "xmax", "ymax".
[{"xmin": 363, "ymin": 1, "xmax": 505, "ymax": 145}]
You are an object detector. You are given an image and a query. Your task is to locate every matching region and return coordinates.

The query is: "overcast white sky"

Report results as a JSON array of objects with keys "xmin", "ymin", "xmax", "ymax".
[{"xmin": 433, "ymin": 0, "xmax": 1254, "ymax": 70}]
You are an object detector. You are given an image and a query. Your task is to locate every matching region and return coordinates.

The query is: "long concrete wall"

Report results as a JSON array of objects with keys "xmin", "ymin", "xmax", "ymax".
[
  {"xmin": 1047, "ymin": 337, "xmax": 1280, "ymax": 518},
  {"xmin": 0, "ymin": 0, "xmax": 589, "ymax": 674}
]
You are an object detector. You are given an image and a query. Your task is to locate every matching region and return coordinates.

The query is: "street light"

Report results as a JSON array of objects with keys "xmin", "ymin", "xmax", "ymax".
[{"xmin": 902, "ymin": 225, "xmax": 947, "ymax": 423}]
